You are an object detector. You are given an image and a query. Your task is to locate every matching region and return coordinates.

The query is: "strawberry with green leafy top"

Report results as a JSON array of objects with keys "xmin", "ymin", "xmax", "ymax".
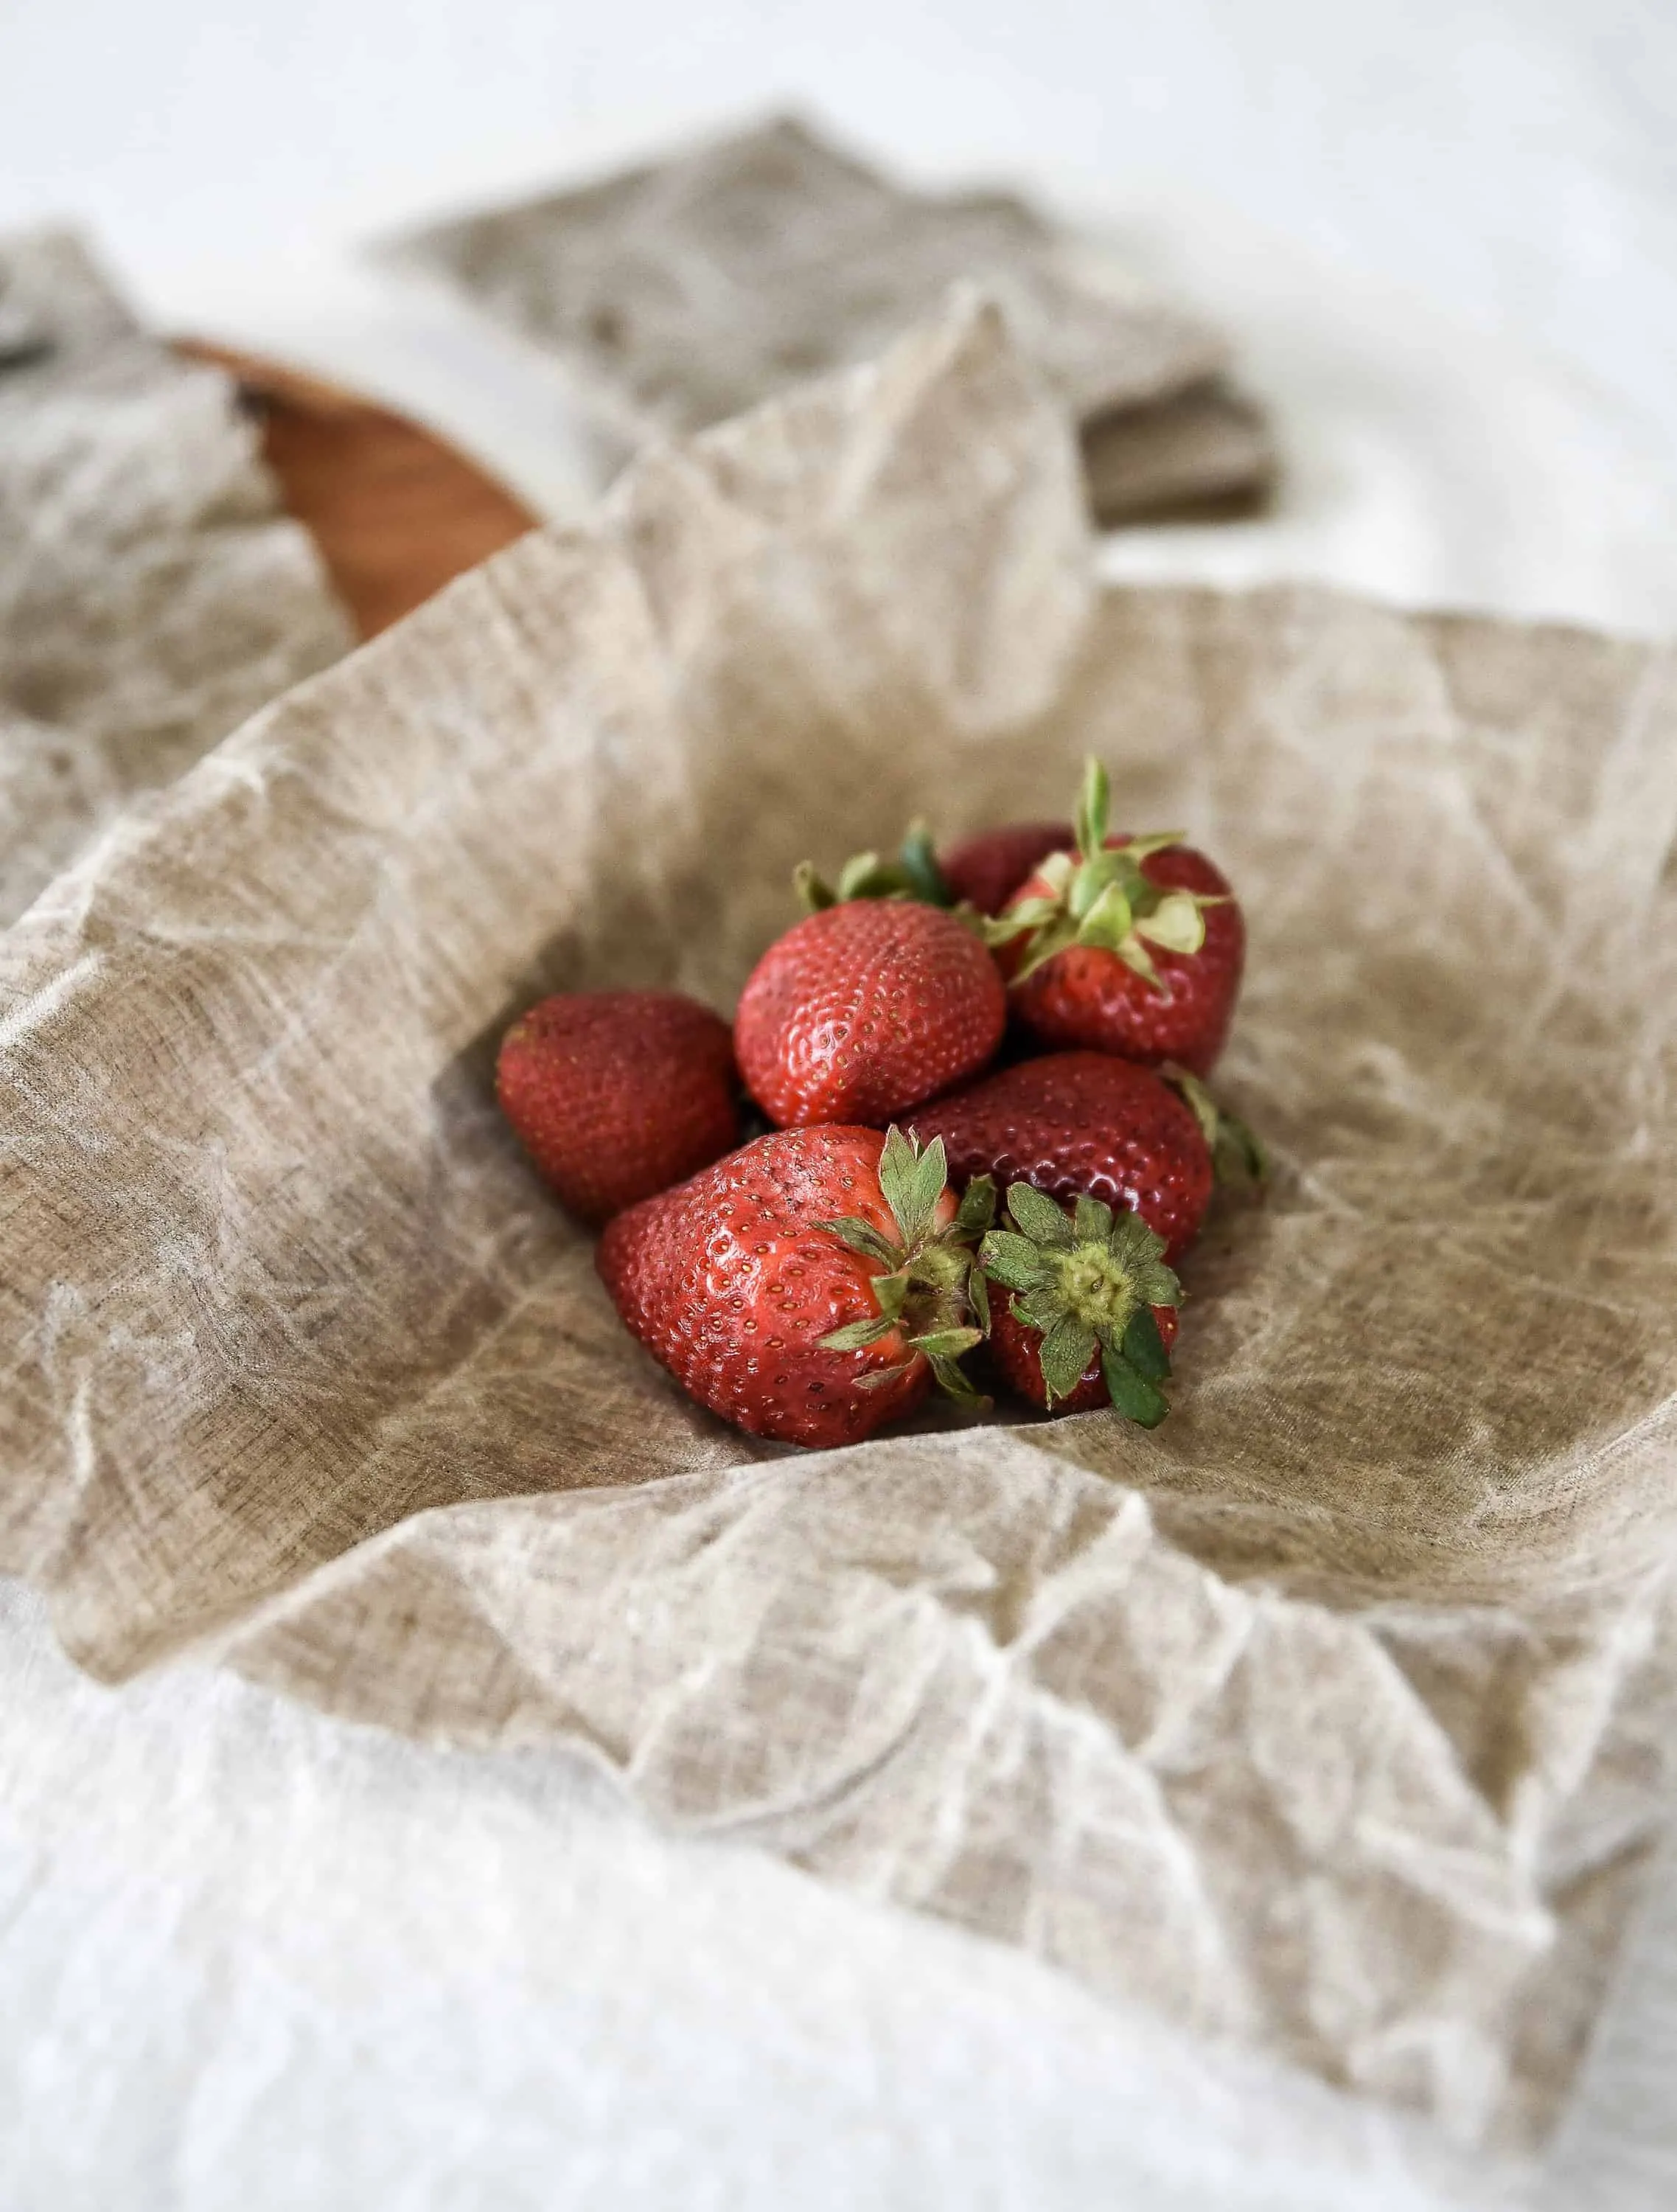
[
  {"xmin": 980, "ymin": 1183, "xmax": 1182, "ymax": 1425},
  {"xmin": 989, "ymin": 759, "xmax": 1244, "ymax": 1077},
  {"xmin": 597, "ymin": 1124, "xmax": 994, "ymax": 1447}
]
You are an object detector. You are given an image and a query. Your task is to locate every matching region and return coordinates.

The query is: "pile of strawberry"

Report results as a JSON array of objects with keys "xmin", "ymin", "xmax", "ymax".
[{"xmin": 498, "ymin": 760, "xmax": 1261, "ymax": 1448}]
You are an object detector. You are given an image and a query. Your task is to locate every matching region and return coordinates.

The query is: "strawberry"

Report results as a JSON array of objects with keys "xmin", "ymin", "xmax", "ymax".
[
  {"xmin": 979, "ymin": 1184, "xmax": 1182, "ymax": 1424},
  {"xmin": 735, "ymin": 900, "xmax": 1006, "ymax": 1130},
  {"xmin": 596, "ymin": 1125, "xmax": 994, "ymax": 1447},
  {"xmin": 938, "ymin": 820, "xmax": 1073, "ymax": 917},
  {"xmin": 497, "ymin": 990, "xmax": 740, "ymax": 1226},
  {"xmin": 989, "ymin": 759, "xmax": 1244, "ymax": 1077},
  {"xmin": 906, "ymin": 1051, "xmax": 1215, "ymax": 1265}
]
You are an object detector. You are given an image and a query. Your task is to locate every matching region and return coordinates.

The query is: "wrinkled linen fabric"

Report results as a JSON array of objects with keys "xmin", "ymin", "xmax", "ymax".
[
  {"xmin": 0, "ymin": 227, "xmax": 352, "ymax": 928},
  {"xmin": 384, "ymin": 114, "xmax": 1272, "ymax": 525},
  {"xmin": 1, "ymin": 298, "xmax": 1674, "ymax": 2150}
]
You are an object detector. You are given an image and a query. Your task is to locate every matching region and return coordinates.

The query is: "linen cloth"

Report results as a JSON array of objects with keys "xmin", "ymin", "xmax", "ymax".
[
  {"xmin": 3, "ymin": 296, "xmax": 1674, "ymax": 2157},
  {"xmin": 386, "ymin": 114, "xmax": 1273, "ymax": 526},
  {"xmin": 0, "ymin": 229, "xmax": 351, "ymax": 928}
]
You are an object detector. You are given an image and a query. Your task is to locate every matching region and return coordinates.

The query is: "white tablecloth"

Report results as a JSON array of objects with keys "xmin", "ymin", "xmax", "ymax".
[{"xmin": 3, "ymin": 5, "xmax": 1676, "ymax": 2204}]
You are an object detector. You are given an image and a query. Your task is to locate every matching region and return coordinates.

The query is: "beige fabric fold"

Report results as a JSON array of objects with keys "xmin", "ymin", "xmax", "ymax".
[
  {"xmin": 0, "ymin": 228, "xmax": 352, "ymax": 929},
  {"xmin": 1, "ymin": 296, "xmax": 1673, "ymax": 2151},
  {"xmin": 385, "ymin": 114, "xmax": 1272, "ymax": 526}
]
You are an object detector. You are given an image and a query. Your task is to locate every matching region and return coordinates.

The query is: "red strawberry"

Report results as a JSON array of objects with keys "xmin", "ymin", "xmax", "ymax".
[
  {"xmin": 597, "ymin": 1125, "xmax": 992, "ymax": 1447},
  {"xmin": 736, "ymin": 900, "xmax": 1005, "ymax": 1130},
  {"xmin": 498, "ymin": 990, "xmax": 740, "ymax": 1226},
  {"xmin": 991, "ymin": 759, "xmax": 1244, "ymax": 1076},
  {"xmin": 977, "ymin": 1183, "xmax": 1182, "ymax": 1423},
  {"xmin": 938, "ymin": 820, "xmax": 1073, "ymax": 917},
  {"xmin": 907, "ymin": 1051, "xmax": 1214, "ymax": 1264}
]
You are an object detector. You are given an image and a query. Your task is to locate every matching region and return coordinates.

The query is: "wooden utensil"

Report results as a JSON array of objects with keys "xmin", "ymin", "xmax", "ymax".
[{"xmin": 175, "ymin": 341, "xmax": 536, "ymax": 639}]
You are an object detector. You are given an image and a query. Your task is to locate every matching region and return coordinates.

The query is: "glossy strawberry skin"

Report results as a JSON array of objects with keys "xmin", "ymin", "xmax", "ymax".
[
  {"xmin": 989, "ymin": 1301, "xmax": 1178, "ymax": 1415},
  {"xmin": 497, "ymin": 990, "xmax": 739, "ymax": 1227},
  {"xmin": 907, "ymin": 1051, "xmax": 1211, "ymax": 1264},
  {"xmin": 735, "ymin": 901, "xmax": 1005, "ymax": 1130},
  {"xmin": 596, "ymin": 1127, "xmax": 956, "ymax": 1447},
  {"xmin": 1007, "ymin": 842, "xmax": 1244, "ymax": 1077},
  {"xmin": 938, "ymin": 820, "xmax": 1073, "ymax": 917}
]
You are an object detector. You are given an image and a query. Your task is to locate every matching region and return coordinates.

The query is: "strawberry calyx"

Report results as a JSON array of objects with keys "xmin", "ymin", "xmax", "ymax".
[
  {"xmin": 978, "ymin": 1182, "xmax": 1182, "ymax": 1425},
  {"xmin": 795, "ymin": 821, "xmax": 955, "ymax": 914},
  {"xmin": 983, "ymin": 757, "xmax": 1227, "ymax": 996},
  {"xmin": 1162, "ymin": 1064, "xmax": 1269, "ymax": 1187},
  {"xmin": 817, "ymin": 1127, "xmax": 997, "ymax": 1405}
]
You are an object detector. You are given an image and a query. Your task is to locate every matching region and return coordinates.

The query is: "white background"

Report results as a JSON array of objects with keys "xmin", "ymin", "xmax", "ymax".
[
  {"xmin": 3, "ymin": 4, "xmax": 1677, "ymax": 2207},
  {"xmin": 5, "ymin": 0, "xmax": 1677, "ymax": 630}
]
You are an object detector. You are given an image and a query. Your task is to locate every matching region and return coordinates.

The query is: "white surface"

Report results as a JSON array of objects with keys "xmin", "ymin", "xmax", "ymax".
[
  {"xmin": 4, "ymin": 4, "xmax": 1677, "ymax": 2206},
  {"xmin": 1, "ymin": 1579, "xmax": 1486, "ymax": 2212}
]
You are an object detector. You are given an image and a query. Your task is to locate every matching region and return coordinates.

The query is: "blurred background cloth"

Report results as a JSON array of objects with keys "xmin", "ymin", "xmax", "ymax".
[
  {"xmin": 383, "ymin": 113, "xmax": 1275, "ymax": 524},
  {"xmin": 4, "ymin": 6, "xmax": 1677, "ymax": 2210},
  {"xmin": 0, "ymin": 232, "xmax": 350, "ymax": 924}
]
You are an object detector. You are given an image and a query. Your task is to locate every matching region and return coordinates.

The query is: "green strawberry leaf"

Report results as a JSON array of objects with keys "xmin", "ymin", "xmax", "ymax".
[
  {"xmin": 876, "ymin": 1124, "xmax": 920, "ymax": 1237},
  {"xmin": 978, "ymin": 1229, "xmax": 1047, "ymax": 1290},
  {"xmin": 1165, "ymin": 1064, "xmax": 1221, "ymax": 1150},
  {"xmin": 820, "ymin": 1314, "xmax": 899, "ymax": 1352},
  {"xmin": 1217, "ymin": 1113, "xmax": 1269, "ymax": 1186},
  {"xmin": 1005, "ymin": 1183, "xmax": 1075, "ymax": 1248},
  {"xmin": 969, "ymin": 1268, "xmax": 991, "ymax": 1333},
  {"xmin": 910, "ymin": 1326, "xmax": 984, "ymax": 1360},
  {"xmin": 1104, "ymin": 1214, "xmax": 1181, "ymax": 1312},
  {"xmin": 845, "ymin": 849, "xmax": 925, "ymax": 902},
  {"xmin": 1006, "ymin": 912, "xmax": 1081, "ymax": 984},
  {"xmin": 1115, "ymin": 936, "xmax": 1168, "ymax": 994},
  {"xmin": 1120, "ymin": 1306, "xmax": 1171, "ymax": 1381},
  {"xmin": 983, "ymin": 893, "xmax": 1061, "ymax": 946},
  {"xmin": 1120, "ymin": 830, "xmax": 1189, "ymax": 864},
  {"xmin": 1074, "ymin": 755, "xmax": 1111, "ymax": 861},
  {"xmin": 929, "ymin": 1353, "xmax": 991, "ymax": 1409},
  {"xmin": 794, "ymin": 860, "xmax": 838, "ymax": 912},
  {"xmin": 1101, "ymin": 1349, "xmax": 1170, "ymax": 1427},
  {"xmin": 857, "ymin": 1358, "xmax": 915, "ymax": 1393},
  {"xmin": 1067, "ymin": 846, "xmax": 1127, "ymax": 920},
  {"xmin": 898, "ymin": 820, "xmax": 953, "ymax": 907},
  {"xmin": 1075, "ymin": 880, "xmax": 1136, "ymax": 951},
  {"xmin": 1073, "ymin": 1193, "xmax": 1114, "ymax": 1245},
  {"xmin": 955, "ymin": 1174, "xmax": 998, "ymax": 1240},
  {"xmin": 906, "ymin": 1135, "xmax": 950, "ymax": 1245},
  {"xmin": 1011, "ymin": 1287, "xmax": 1066, "ymax": 1335},
  {"xmin": 817, "ymin": 1215, "xmax": 899, "ymax": 1265},
  {"xmin": 1038, "ymin": 1315, "xmax": 1098, "ymax": 1404},
  {"xmin": 1161, "ymin": 1065, "xmax": 1268, "ymax": 1188},
  {"xmin": 1134, "ymin": 890, "xmax": 1208, "ymax": 957}
]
